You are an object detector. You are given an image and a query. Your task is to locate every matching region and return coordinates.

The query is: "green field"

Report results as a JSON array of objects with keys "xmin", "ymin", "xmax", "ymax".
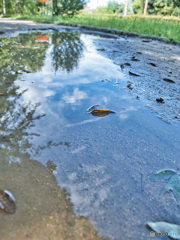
[{"xmin": 3, "ymin": 13, "xmax": 180, "ymax": 43}]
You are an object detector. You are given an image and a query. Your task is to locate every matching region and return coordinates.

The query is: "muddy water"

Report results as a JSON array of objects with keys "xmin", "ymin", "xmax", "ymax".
[{"xmin": 0, "ymin": 31, "xmax": 180, "ymax": 240}]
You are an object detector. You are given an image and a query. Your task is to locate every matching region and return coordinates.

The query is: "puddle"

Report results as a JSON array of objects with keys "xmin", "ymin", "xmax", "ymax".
[{"xmin": 0, "ymin": 31, "xmax": 180, "ymax": 240}]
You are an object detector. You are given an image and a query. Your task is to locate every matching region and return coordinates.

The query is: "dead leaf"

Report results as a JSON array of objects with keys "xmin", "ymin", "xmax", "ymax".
[
  {"xmin": 129, "ymin": 71, "xmax": 140, "ymax": 77},
  {"xmin": 87, "ymin": 104, "xmax": 99, "ymax": 112},
  {"xmin": 0, "ymin": 190, "xmax": 16, "ymax": 214},
  {"xmin": 156, "ymin": 98, "xmax": 164, "ymax": 103},
  {"xmin": 146, "ymin": 221, "xmax": 180, "ymax": 239},
  {"xmin": 131, "ymin": 56, "xmax": 139, "ymax": 61},
  {"xmin": 97, "ymin": 48, "xmax": 105, "ymax": 51},
  {"xmin": 22, "ymin": 70, "xmax": 31, "ymax": 73},
  {"xmin": 149, "ymin": 63, "xmax": 156, "ymax": 67},
  {"xmin": 91, "ymin": 111, "xmax": 110, "ymax": 117},
  {"xmin": 15, "ymin": 27, "xmax": 19, "ymax": 29},
  {"xmin": 163, "ymin": 78, "xmax": 175, "ymax": 83},
  {"xmin": 90, "ymin": 109, "xmax": 115, "ymax": 117},
  {"xmin": 0, "ymin": 90, "xmax": 7, "ymax": 96},
  {"xmin": 151, "ymin": 169, "xmax": 180, "ymax": 199}
]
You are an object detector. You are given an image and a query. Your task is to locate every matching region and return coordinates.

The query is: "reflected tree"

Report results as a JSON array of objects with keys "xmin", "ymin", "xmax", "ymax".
[{"xmin": 51, "ymin": 31, "xmax": 84, "ymax": 73}]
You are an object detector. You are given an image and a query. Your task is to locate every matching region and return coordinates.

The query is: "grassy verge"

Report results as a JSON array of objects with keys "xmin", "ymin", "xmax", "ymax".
[{"xmin": 2, "ymin": 13, "xmax": 180, "ymax": 43}]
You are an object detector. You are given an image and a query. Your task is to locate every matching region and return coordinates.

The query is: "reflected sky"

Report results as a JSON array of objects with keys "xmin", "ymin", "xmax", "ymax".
[{"xmin": 1, "ymin": 31, "xmax": 180, "ymax": 240}]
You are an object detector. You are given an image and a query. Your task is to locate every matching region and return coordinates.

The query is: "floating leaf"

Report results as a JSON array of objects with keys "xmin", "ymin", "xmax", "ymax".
[
  {"xmin": 87, "ymin": 104, "xmax": 99, "ymax": 112},
  {"xmin": 127, "ymin": 84, "xmax": 133, "ymax": 90},
  {"xmin": 15, "ymin": 27, "xmax": 19, "ymax": 29},
  {"xmin": 129, "ymin": 71, "xmax": 140, "ymax": 77},
  {"xmin": 151, "ymin": 169, "xmax": 180, "ymax": 199},
  {"xmin": 0, "ymin": 190, "xmax": 16, "ymax": 214},
  {"xmin": 156, "ymin": 98, "xmax": 164, "ymax": 103},
  {"xmin": 91, "ymin": 109, "xmax": 115, "ymax": 113},
  {"xmin": 90, "ymin": 109, "xmax": 115, "ymax": 117},
  {"xmin": 151, "ymin": 169, "xmax": 176, "ymax": 180},
  {"xmin": 97, "ymin": 48, "xmax": 105, "ymax": 51},
  {"xmin": 131, "ymin": 56, "xmax": 139, "ymax": 61},
  {"xmin": 146, "ymin": 221, "xmax": 180, "ymax": 239},
  {"xmin": 163, "ymin": 78, "xmax": 175, "ymax": 83},
  {"xmin": 36, "ymin": 35, "xmax": 49, "ymax": 42},
  {"xmin": 91, "ymin": 111, "xmax": 110, "ymax": 117},
  {"xmin": 0, "ymin": 90, "xmax": 7, "ymax": 96},
  {"xmin": 149, "ymin": 63, "xmax": 156, "ymax": 67},
  {"xmin": 120, "ymin": 63, "xmax": 131, "ymax": 69},
  {"xmin": 161, "ymin": 173, "xmax": 180, "ymax": 199},
  {"xmin": 22, "ymin": 70, "xmax": 31, "ymax": 74}
]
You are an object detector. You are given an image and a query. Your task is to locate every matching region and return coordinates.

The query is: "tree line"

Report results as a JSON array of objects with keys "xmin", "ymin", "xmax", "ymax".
[
  {"xmin": 95, "ymin": 0, "xmax": 180, "ymax": 16},
  {"xmin": 133, "ymin": 0, "xmax": 180, "ymax": 16},
  {"xmin": 0, "ymin": 0, "xmax": 180, "ymax": 16},
  {"xmin": 0, "ymin": 0, "xmax": 86, "ymax": 15}
]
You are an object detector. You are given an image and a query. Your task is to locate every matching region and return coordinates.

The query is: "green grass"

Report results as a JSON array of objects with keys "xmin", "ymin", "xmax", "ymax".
[{"xmin": 3, "ymin": 13, "xmax": 180, "ymax": 43}]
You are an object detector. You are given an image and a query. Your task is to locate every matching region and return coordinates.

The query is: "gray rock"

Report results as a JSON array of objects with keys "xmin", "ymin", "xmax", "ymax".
[
  {"xmin": 158, "ymin": 37, "xmax": 168, "ymax": 42},
  {"xmin": 139, "ymin": 34, "xmax": 149, "ymax": 38},
  {"xmin": 116, "ymin": 30, "xmax": 123, "ymax": 35}
]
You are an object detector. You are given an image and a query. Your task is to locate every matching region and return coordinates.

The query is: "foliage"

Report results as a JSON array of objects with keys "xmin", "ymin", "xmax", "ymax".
[
  {"xmin": 9, "ymin": 13, "xmax": 180, "ymax": 42},
  {"xmin": 53, "ymin": 0, "xmax": 86, "ymax": 16},
  {"xmin": 51, "ymin": 32, "xmax": 84, "ymax": 72},
  {"xmin": 132, "ymin": 0, "xmax": 180, "ymax": 15},
  {"xmin": 107, "ymin": 1, "xmax": 119, "ymax": 13}
]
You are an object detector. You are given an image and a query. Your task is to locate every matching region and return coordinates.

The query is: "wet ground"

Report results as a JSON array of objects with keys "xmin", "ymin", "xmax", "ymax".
[{"xmin": 0, "ymin": 22, "xmax": 180, "ymax": 240}]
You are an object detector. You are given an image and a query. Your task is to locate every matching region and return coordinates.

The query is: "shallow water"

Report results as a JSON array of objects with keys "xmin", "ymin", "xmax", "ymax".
[{"xmin": 0, "ymin": 31, "xmax": 180, "ymax": 240}]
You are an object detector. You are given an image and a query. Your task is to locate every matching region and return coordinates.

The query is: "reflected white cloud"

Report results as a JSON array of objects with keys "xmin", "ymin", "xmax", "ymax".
[
  {"xmin": 119, "ymin": 106, "xmax": 140, "ymax": 120},
  {"xmin": 62, "ymin": 88, "xmax": 88, "ymax": 104},
  {"xmin": 72, "ymin": 146, "xmax": 86, "ymax": 154}
]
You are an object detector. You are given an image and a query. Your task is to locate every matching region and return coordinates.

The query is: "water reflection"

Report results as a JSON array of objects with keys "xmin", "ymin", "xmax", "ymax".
[
  {"xmin": 0, "ymin": 152, "xmax": 108, "ymax": 240},
  {"xmin": 1, "ymin": 30, "xmax": 180, "ymax": 240},
  {"xmin": 51, "ymin": 32, "xmax": 84, "ymax": 73}
]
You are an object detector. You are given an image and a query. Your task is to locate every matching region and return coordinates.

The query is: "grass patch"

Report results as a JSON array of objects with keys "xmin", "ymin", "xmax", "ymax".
[{"xmin": 3, "ymin": 13, "xmax": 180, "ymax": 42}]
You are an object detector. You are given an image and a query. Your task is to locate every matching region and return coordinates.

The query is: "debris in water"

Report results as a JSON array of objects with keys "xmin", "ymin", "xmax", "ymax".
[
  {"xmin": 129, "ymin": 71, "xmax": 140, "ymax": 77},
  {"xmin": 151, "ymin": 169, "xmax": 180, "ymax": 199},
  {"xmin": 87, "ymin": 105, "xmax": 115, "ymax": 117},
  {"xmin": 91, "ymin": 111, "xmax": 110, "ymax": 117},
  {"xmin": 87, "ymin": 105, "xmax": 99, "ymax": 112},
  {"xmin": 0, "ymin": 190, "xmax": 16, "ymax": 214},
  {"xmin": 156, "ymin": 98, "xmax": 164, "ymax": 103},
  {"xmin": 131, "ymin": 56, "xmax": 139, "ymax": 61},
  {"xmin": 163, "ymin": 78, "xmax": 175, "ymax": 83},
  {"xmin": 97, "ymin": 48, "xmax": 105, "ymax": 51},
  {"xmin": 36, "ymin": 35, "xmax": 49, "ymax": 42},
  {"xmin": 127, "ymin": 84, "xmax": 132, "ymax": 90},
  {"xmin": 151, "ymin": 169, "xmax": 176, "ymax": 179},
  {"xmin": 0, "ymin": 90, "xmax": 7, "ymax": 96},
  {"xmin": 136, "ymin": 96, "xmax": 140, "ymax": 99},
  {"xmin": 149, "ymin": 63, "xmax": 156, "ymax": 67},
  {"xmin": 146, "ymin": 221, "xmax": 180, "ymax": 239},
  {"xmin": 22, "ymin": 70, "xmax": 31, "ymax": 74}
]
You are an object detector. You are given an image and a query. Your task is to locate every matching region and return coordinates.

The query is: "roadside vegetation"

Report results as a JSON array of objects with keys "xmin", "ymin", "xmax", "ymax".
[{"xmin": 1, "ymin": 0, "xmax": 180, "ymax": 43}]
